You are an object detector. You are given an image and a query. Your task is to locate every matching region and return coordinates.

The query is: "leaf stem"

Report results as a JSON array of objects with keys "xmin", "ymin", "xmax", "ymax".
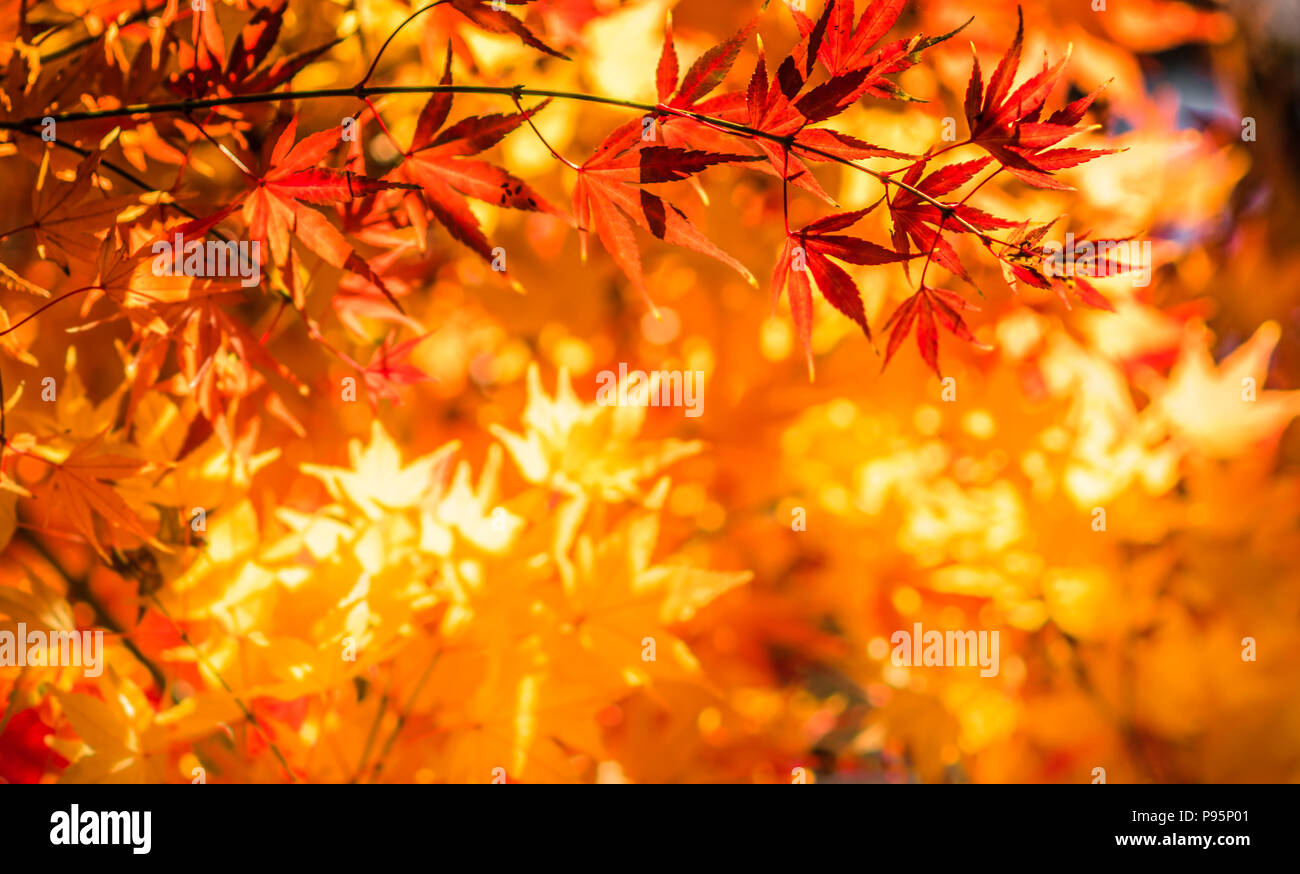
[
  {"xmin": 184, "ymin": 111, "xmax": 257, "ymax": 181},
  {"xmin": 0, "ymin": 285, "xmax": 100, "ymax": 338},
  {"xmin": 918, "ymin": 166, "xmax": 1002, "ymax": 289},
  {"xmin": 510, "ymin": 91, "xmax": 579, "ymax": 171}
]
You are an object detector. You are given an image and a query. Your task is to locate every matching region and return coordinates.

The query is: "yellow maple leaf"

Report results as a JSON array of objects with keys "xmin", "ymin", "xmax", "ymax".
[
  {"xmin": 302, "ymin": 420, "xmax": 460, "ymax": 519},
  {"xmin": 491, "ymin": 364, "xmax": 701, "ymax": 502},
  {"xmin": 1149, "ymin": 321, "xmax": 1300, "ymax": 458},
  {"xmin": 550, "ymin": 481, "xmax": 751, "ymax": 689},
  {"xmin": 53, "ymin": 676, "xmax": 170, "ymax": 783}
]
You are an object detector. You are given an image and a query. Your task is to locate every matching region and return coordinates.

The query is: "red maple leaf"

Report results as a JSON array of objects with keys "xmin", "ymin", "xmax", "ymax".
[
  {"xmin": 241, "ymin": 116, "xmax": 418, "ymax": 279},
  {"xmin": 997, "ymin": 221, "xmax": 1126, "ymax": 312},
  {"xmin": 772, "ymin": 205, "xmax": 911, "ymax": 376},
  {"xmin": 963, "ymin": 8, "xmax": 1119, "ymax": 190},
  {"xmin": 346, "ymin": 334, "xmax": 432, "ymax": 410},
  {"xmin": 573, "ymin": 122, "xmax": 759, "ymax": 310},
  {"xmin": 888, "ymin": 156, "xmax": 1016, "ymax": 283},
  {"xmin": 635, "ymin": 17, "xmax": 765, "ymax": 162},
  {"xmin": 170, "ymin": 0, "xmax": 343, "ymax": 99},
  {"xmin": 632, "ymin": 15, "xmax": 911, "ymax": 208},
  {"xmin": 786, "ymin": 0, "xmax": 971, "ymax": 105},
  {"xmin": 445, "ymin": 0, "xmax": 568, "ymax": 61},
  {"xmin": 881, "ymin": 285, "xmax": 987, "ymax": 377},
  {"xmin": 385, "ymin": 48, "xmax": 560, "ymax": 262}
]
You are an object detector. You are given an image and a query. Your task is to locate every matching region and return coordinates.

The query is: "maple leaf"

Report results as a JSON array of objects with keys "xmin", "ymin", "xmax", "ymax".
[
  {"xmin": 665, "ymin": 16, "xmax": 758, "ymax": 111},
  {"xmin": 644, "ymin": 16, "xmax": 909, "ymax": 208},
  {"xmin": 880, "ymin": 285, "xmax": 987, "ymax": 377},
  {"xmin": 741, "ymin": 41, "xmax": 843, "ymax": 204},
  {"xmin": 33, "ymin": 432, "xmax": 161, "ymax": 559},
  {"xmin": 689, "ymin": 32, "xmax": 915, "ymax": 208},
  {"xmin": 239, "ymin": 116, "xmax": 417, "ymax": 310},
  {"xmin": 963, "ymin": 8, "xmax": 1118, "ymax": 190},
  {"xmin": 93, "ymin": 212, "xmax": 252, "ymax": 309},
  {"xmin": 28, "ymin": 150, "xmax": 137, "ymax": 268},
  {"xmin": 446, "ymin": 0, "xmax": 569, "ymax": 60},
  {"xmin": 117, "ymin": 287, "xmax": 305, "ymax": 441},
  {"xmin": 573, "ymin": 128, "xmax": 758, "ymax": 309},
  {"xmin": 490, "ymin": 365, "xmax": 701, "ymax": 502},
  {"xmin": 888, "ymin": 155, "xmax": 1016, "ymax": 283},
  {"xmin": 1046, "ymin": 238, "xmax": 1127, "ymax": 313},
  {"xmin": 350, "ymin": 334, "xmax": 433, "ymax": 410},
  {"xmin": 786, "ymin": 0, "xmax": 971, "ymax": 104},
  {"xmin": 410, "ymin": 0, "xmax": 571, "ymax": 74},
  {"xmin": 803, "ymin": 0, "xmax": 908, "ymax": 76},
  {"xmin": 995, "ymin": 221, "xmax": 1123, "ymax": 312},
  {"xmin": 1148, "ymin": 321, "xmax": 1300, "ymax": 459},
  {"xmin": 16, "ymin": 348, "xmax": 119, "ymax": 450},
  {"xmin": 636, "ymin": 18, "xmax": 775, "ymax": 172},
  {"xmin": 646, "ymin": 26, "xmax": 873, "ymax": 206},
  {"xmin": 332, "ymin": 236, "xmax": 425, "ymax": 338},
  {"xmin": 302, "ymin": 420, "xmax": 460, "ymax": 519},
  {"xmin": 548, "ymin": 486, "xmax": 751, "ymax": 691},
  {"xmin": 170, "ymin": 0, "xmax": 343, "ymax": 99},
  {"xmin": 771, "ymin": 205, "xmax": 911, "ymax": 377},
  {"xmin": 52, "ymin": 678, "xmax": 171, "ymax": 783},
  {"xmin": 385, "ymin": 48, "xmax": 559, "ymax": 262},
  {"xmin": 6, "ymin": 0, "xmax": 1278, "ymax": 790},
  {"xmin": 655, "ymin": 11, "xmax": 680, "ymax": 103}
]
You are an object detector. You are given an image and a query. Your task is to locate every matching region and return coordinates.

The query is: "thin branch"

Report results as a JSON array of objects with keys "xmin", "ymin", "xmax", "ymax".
[
  {"xmin": 364, "ymin": 647, "xmax": 441, "ymax": 783},
  {"xmin": 0, "ymin": 86, "xmax": 1007, "ymax": 241},
  {"xmin": 14, "ymin": 528, "xmax": 169, "ymax": 693},
  {"xmin": 358, "ymin": 97, "xmax": 402, "ymax": 156},
  {"xmin": 348, "ymin": 684, "xmax": 392, "ymax": 784},
  {"xmin": 357, "ymin": 0, "xmax": 452, "ymax": 88},
  {"xmin": 148, "ymin": 593, "xmax": 300, "ymax": 783}
]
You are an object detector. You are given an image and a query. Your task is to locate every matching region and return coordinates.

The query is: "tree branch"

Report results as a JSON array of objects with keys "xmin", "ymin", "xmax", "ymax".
[{"xmin": 0, "ymin": 86, "xmax": 1006, "ymax": 242}]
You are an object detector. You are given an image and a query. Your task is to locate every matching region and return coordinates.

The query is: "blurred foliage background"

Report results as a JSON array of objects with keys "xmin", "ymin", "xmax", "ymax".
[{"xmin": 1, "ymin": 0, "xmax": 1298, "ymax": 783}]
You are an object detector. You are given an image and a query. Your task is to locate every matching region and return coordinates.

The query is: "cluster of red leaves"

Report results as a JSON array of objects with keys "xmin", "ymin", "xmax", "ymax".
[
  {"xmin": 27, "ymin": 1, "xmax": 1121, "ymax": 400},
  {"xmin": 768, "ymin": 2, "xmax": 1121, "ymax": 376},
  {"xmin": 544, "ymin": 0, "xmax": 1125, "ymax": 377},
  {"xmin": 0, "ymin": 0, "xmax": 1128, "ymax": 556},
  {"xmin": 171, "ymin": 0, "xmax": 342, "ymax": 99}
]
